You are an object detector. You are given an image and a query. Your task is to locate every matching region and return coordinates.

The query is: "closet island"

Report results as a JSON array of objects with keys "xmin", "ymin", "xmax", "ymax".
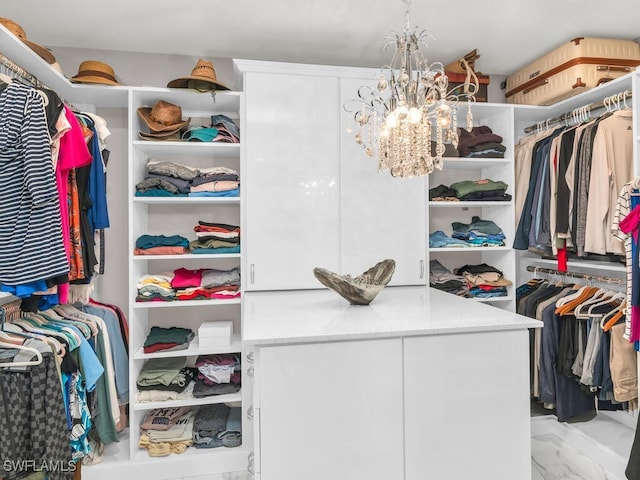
[{"xmin": 243, "ymin": 286, "xmax": 541, "ymax": 480}]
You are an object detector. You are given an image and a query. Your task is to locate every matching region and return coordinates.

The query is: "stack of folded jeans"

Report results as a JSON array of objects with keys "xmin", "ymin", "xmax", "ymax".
[
  {"xmin": 192, "ymin": 404, "xmax": 242, "ymax": 449},
  {"xmin": 451, "ymin": 216, "xmax": 506, "ymax": 247}
]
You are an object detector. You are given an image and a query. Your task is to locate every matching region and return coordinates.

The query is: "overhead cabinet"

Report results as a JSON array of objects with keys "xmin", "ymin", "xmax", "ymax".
[{"xmin": 238, "ymin": 61, "xmax": 428, "ymax": 291}]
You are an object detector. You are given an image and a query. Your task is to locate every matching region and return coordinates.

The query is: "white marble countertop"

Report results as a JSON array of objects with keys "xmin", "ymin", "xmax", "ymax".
[{"xmin": 243, "ymin": 286, "xmax": 542, "ymax": 345}]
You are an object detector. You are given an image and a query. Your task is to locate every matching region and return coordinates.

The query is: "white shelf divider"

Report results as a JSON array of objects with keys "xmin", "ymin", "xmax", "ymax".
[
  {"xmin": 133, "ymin": 298, "xmax": 242, "ymax": 309},
  {"xmin": 133, "ymin": 335, "xmax": 242, "ymax": 360},
  {"xmin": 133, "ymin": 391, "xmax": 242, "ymax": 411}
]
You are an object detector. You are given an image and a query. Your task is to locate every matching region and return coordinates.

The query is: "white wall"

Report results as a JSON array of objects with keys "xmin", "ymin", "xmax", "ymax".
[{"xmin": 52, "ymin": 47, "xmax": 236, "ymax": 90}]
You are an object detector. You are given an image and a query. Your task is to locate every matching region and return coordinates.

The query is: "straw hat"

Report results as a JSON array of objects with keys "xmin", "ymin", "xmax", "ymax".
[
  {"xmin": 167, "ymin": 59, "xmax": 229, "ymax": 91},
  {"xmin": 71, "ymin": 60, "xmax": 120, "ymax": 86},
  {"xmin": 0, "ymin": 18, "xmax": 56, "ymax": 64},
  {"xmin": 137, "ymin": 100, "xmax": 190, "ymax": 133}
]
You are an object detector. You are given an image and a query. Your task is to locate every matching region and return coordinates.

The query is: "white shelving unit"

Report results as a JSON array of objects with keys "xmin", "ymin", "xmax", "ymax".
[
  {"xmin": 427, "ymin": 102, "xmax": 517, "ymax": 311},
  {"xmin": 127, "ymin": 86, "xmax": 247, "ymax": 475}
]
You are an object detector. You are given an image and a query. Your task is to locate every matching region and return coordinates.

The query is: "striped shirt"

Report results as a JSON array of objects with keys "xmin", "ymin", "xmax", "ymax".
[
  {"xmin": 0, "ymin": 83, "xmax": 69, "ymax": 284},
  {"xmin": 612, "ymin": 182, "xmax": 633, "ymax": 340}
]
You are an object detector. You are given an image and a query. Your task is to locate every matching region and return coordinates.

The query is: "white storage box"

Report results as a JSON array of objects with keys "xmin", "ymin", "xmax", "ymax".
[{"xmin": 198, "ymin": 320, "xmax": 233, "ymax": 347}]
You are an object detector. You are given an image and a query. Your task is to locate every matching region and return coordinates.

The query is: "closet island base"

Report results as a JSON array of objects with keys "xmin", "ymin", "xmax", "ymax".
[{"xmin": 243, "ymin": 286, "xmax": 542, "ymax": 480}]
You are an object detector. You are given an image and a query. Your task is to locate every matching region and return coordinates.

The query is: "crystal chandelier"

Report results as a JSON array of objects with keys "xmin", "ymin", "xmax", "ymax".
[{"xmin": 345, "ymin": 0, "xmax": 477, "ymax": 178}]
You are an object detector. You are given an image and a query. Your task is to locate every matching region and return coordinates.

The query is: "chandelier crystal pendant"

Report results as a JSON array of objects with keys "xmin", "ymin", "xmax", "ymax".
[{"xmin": 345, "ymin": 0, "xmax": 478, "ymax": 178}]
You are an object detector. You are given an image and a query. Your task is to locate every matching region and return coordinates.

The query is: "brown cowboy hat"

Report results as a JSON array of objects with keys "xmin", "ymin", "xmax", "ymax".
[
  {"xmin": 71, "ymin": 60, "xmax": 120, "ymax": 86},
  {"xmin": 137, "ymin": 100, "xmax": 190, "ymax": 133},
  {"xmin": 0, "ymin": 18, "xmax": 56, "ymax": 64},
  {"xmin": 167, "ymin": 59, "xmax": 229, "ymax": 91}
]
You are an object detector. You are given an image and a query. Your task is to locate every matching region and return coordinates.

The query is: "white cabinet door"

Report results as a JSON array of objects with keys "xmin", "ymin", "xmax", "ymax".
[
  {"xmin": 403, "ymin": 330, "xmax": 532, "ymax": 480},
  {"xmin": 339, "ymin": 77, "xmax": 427, "ymax": 285},
  {"xmin": 244, "ymin": 72, "xmax": 341, "ymax": 290},
  {"xmin": 257, "ymin": 339, "xmax": 404, "ymax": 480}
]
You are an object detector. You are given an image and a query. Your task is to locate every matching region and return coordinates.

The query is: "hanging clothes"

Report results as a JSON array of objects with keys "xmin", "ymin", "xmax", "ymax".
[
  {"xmin": 0, "ymin": 82, "xmax": 69, "ymax": 286},
  {"xmin": 518, "ymin": 276, "xmax": 635, "ymax": 422},
  {"xmin": 514, "ymin": 104, "xmax": 634, "ymax": 263}
]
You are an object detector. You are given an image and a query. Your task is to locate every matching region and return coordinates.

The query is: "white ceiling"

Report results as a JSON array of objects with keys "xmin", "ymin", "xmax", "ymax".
[{"xmin": 3, "ymin": 0, "xmax": 640, "ymax": 76}]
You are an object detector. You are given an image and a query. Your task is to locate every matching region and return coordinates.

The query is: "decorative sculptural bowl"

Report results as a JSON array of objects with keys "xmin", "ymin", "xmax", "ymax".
[{"xmin": 313, "ymin": 259, "xmax": 396, "ymax": 305}]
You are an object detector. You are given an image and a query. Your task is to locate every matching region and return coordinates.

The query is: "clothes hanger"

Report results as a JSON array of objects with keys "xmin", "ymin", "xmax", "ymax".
[
  {"xmin": 555, "ymin": 285, "xmax": 600, "ymax": 315},
  {"xmin": 0, "ymin": 341, "xmax": 42, "ymax": 368},
  {"xmin": 54, "ymin": 304, "xmax": 99, "ymax": 337},
  {"xmin": 582, "ymin": 291, "xmax": 624, "ymax": 319},
  {"xmin": 600, "ymin": 299, "xmax": 625, "ymax": 330},
  {"xmin": 46, "ymin": 307, "xmax": 94, "ymax": 338}
]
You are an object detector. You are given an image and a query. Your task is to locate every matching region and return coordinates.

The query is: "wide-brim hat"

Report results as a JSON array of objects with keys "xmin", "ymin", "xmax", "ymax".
[
  {"xmin": 137, "ymin": 100, "xmax": 190, "ymax": 133},
  {"xmin": 0, "ymin": 17, "xmax": 56, "ymax": 64},
  {"xmin": 71, "ymin": 60, "xmax": 120, "ymax": 86},
  {"xmin": 167, "ymin": 59, "xmax": 229, "ymax": 91}
]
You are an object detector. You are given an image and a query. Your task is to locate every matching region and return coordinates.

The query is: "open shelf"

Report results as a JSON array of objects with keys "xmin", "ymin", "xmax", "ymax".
[
  {"xmin": 429, "ymin": 246, "xmax": 511, "ymax": 253},
  {"xmin": 133, "ymin": 298, "xmax": 241, "ymax": 308},
  {"xmin": 133, "ymin": 253, "xmax": 241, "ymax": 260},
  {"xmin": 133, "ymin": 196, "xmax": 240, "ymax": 205},
  {"xmin": 133, "ymin": 390, "xmax": 242, "ymax": 410},
  {"xmin": 429, "ymin": 201, "xmax": 512, "ymax": 208},
  {"xmin": 133, "ymin": 335, "xmax": 242, "ymax": 360},
  {"xmin": 132, "ymin": 140, "xmax": 241, "ymax": 158}
]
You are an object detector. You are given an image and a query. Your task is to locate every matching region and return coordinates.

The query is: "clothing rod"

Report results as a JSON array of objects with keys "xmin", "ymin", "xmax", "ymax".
[
  {"xmin": 0, "ymin": 53, "xmax": 79, "ymax": 110},
  {"xmin": 522, "ymin": 90, "xmax": 633, "ymax": 134},
  {"xmin": 525, "ymin": 265, "xmax": 625, "ymax": 285},
  {"xmin": 0, "ymin": 53, "xmax": 43, "ymax": 88}
]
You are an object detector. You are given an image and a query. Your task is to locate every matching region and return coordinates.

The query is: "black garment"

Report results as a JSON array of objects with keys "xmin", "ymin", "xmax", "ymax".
[
  {"xmin": 73, "ymin": 163, "xmax": 98, "ymax": 281},
  {"xmin": 429, "ymin": 184, "xmax": 458, "ymax": 200},
  {"xmin": 41, "ymin": 88, "xmax": 64, "ymax": 139},
  {"xmin": 555, "ymin": 127, "xmax": 577, "ymax": 235},
  {"xmin": 626, "ymin": 405, "xmax": 640, "ymax": 479},
  {"xmin": 0, "ymin": 351, "xmax": 73, "ymax": 480},
  {"xmin": 197, "ymin": 221, "xmax": 239, "ymax": 230},
  {"xmin": 458, "ymin": 189, "xmax": 511, "ymax": 201},
  {"xmin": 467, "ymin": 142, "xmax": 506, "ymax": 154},
  {"xmin": 539, "ymin": 299, "xmax": 596, "ymax": 422},
  {"xmin": 457, "ymin": 126, "xmax": 503, "ymax": 156},
  {"xmin": 455, "ymin": 263, "xmax": 503, "ymax": 276}
]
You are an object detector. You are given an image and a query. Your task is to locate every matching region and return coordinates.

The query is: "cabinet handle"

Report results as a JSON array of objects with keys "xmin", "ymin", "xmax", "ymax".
[
  {"xmin": 247, "ymin": 351, "xmax": 254, "ymax": 364},
  {"xmin": 247, "ymin": 405, "xmax": 254, "ymax": 420},
  {"xmin": 419, "ymin": 260, "xmax": 425, "ymax": 279},
  {"xmin": 247, "ymin": 366, "xmax": 255, "ymax": 378},
  {"xmin": 250, "ymin": 264, "xmax": 255, "ymax": 284}
]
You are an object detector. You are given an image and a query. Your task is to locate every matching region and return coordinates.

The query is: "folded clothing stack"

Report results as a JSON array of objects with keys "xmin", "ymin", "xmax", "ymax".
[
  {"xmin": 189, "ymin": 166, "xmax": 240, "ymax": 198},
  {"xmin": 430, "ymin": 178, "xmax": 511, "ymax": 202},
  {"xmin": 136, "ymin": 357, "xmax": 195, "ymax": 393},
  {"xmin": 449, "ymin": 179, "xmax": 511, "ymax": 202},
  {"xmin": 429, "ymin": 260, "xmax": 467, "ymax": 296},
  {"xmin": 457, "ymin": 126, "xmax": 506, "ymax": 158},
  {"xmin": 172, "ymin": 267, "xmax": 241, "ymax": 301},
  {"xmin": 143, "ymin": 326, "xmax": 195, "ymax": 354},
  {"xmin": 135, "ymin": 160, "xmax": 240, "ymax": 198},
  {"xmin": 134, "ymin": 234, "xmax": 190, "ymax": 256},
  {"xmin": 189, "ymin": 221, "xmax": 240, "ymax": 254},
  {"xmin": 193, "ymin": 353, "xmax": 241, "ymax": 398},
  {"xmin": 137, "ymin": 272, "xmax": 176, "ymax": 301},
  {"xmin": 455, "ymin": 263, "xmax": 511, "ymax": 298},
  {"xmin": 136, "ymin": 267, "xmax": 241, "ymax": 302},
  {"xmin": 451, "ymin": 216, "xmax": 506, "ymax": 246},
  {"xmin": 430, "ymin": 216, "xmax": 506, "ymax": 248},
  {"xmin": 139, "ymin": 407, "xmax": 195, "ymax": 456},
  {"xmin": 193, "ymin": 404, "xmax": 242, "ymax": 449},
  {"xmin": 136, "ymin": 160, "xmax": 200, "ymax": 197}
]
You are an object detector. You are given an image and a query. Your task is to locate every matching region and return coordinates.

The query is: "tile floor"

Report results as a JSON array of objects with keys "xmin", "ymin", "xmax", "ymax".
[
  {"xmin": 89, "ymin": 412, "xmax": 637, "ymax": 480},
  {"xmin": 531, "ymin": 412, "xmax": 636, "ymax": 480}
]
